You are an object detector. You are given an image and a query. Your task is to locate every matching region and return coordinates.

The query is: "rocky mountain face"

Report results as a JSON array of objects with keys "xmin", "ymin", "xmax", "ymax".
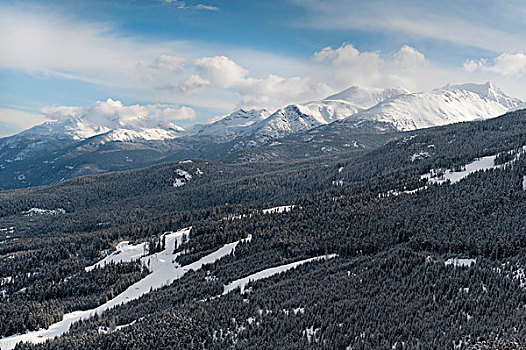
[{"xmin": 0, "ymin": 82, "xmax": 523, "ymax": 190}]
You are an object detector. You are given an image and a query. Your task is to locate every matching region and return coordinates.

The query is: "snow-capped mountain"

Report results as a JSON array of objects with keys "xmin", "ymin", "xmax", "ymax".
[
  {"xmin": 22, "ymin": 118, "xmax": 184, "ymax": 142},
  {"xmin": 350, "ymin": 82, "xmax": 525, "ymax": 131},
  {"xmin": 189, "ymin": 109, "xmax": 271, "ymax": 142},
  {"xmin": 247, "ymin": 87, "xmax": 408, "ymax": 142},
  {"xmin": 229, "ymin": 82, "xmax": 524, "ymax": 142},
  {"xmin": 1, "ymin": 82, "xmax": 524, "ymax": 190},
  {"xmin": 324, "ymin": 86, "xmax": 409, "ymax": 108},
  {"xmin": 438, "ymin": 82, "xmax": 524, "ymax": 110},
  {"xmin": 22, "ymin": 99, "xmax": 185, "ymax": 142}
]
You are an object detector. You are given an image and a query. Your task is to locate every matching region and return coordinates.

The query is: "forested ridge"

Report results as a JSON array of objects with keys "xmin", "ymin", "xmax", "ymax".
[{"xmin": 1, "ymin": 110, "xmax": 526, "ymax": 349}]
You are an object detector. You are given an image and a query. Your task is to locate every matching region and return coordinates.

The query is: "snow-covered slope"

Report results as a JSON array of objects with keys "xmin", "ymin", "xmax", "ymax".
[
  {"xmin": 248, "ymin": 87, "xmax": 407, "ymax": 142},
  {"xmin": 324, "ymin": 86, "xmax": 408, "ymax": 108},
  {"xmin": 352, "ymin": 82, "xmax": 525, "ymax": 131},
  {"xmin": 439, "ymin": 82, "xmax": 523, "ymax": 110},
  {"xmin": 21, "ymin": 99, "xmax": 185, "ymax": 141},
  {"xmin": 0, "ymin": 228, "xmax": 251, "ymax": 350},
  {"xmin": 190, "ymin": 109, "xmax": 271, "ymax": 141}
]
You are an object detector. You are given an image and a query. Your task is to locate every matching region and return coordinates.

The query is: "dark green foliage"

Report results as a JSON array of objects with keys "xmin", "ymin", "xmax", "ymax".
[
  {"xmin": 0, "ymin": 261, "xmax": 147, "ymax": 337},
  {"xmin": 3, "ymin": 109, "xmax": 526, "ymax": 349}
]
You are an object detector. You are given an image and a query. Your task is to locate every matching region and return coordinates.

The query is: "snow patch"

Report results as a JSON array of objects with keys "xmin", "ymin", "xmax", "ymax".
[
  {"xmin": 333, "ymin": 179, "xmax": 344, "ymax": 186},
  {"xmin": 445, "ymin": 258, "xmax": 476, "ymax": 267},
  {"xmin": 1, "ymin": 276, "xmax": 13, "ymax": 285},
  {"xmin": 411, "ymin": 151, "xmax": 430, "ymax": 162},
  {"xmin": 261, "ymin": 205, "xmax": 295, "ymax": 214},
  {"xmin": 98, "ymin": 320, "xmax": 137, "ymax": 334},
  {"xmin": 0, "ymin": 227, "xmax": 15, "ymax": 235},
  {"xmin": 85, "ymin": 241, "xmax": 148, "ymax": 272},
  {"xmin": 303, "ymin": 326, "xmax": 320, "ymax": 343},
  {"xmin": 173, "ymin": 169, "xmax": 192, "ymax": 187},
  {"xmin": 383, "ymin": 186, "xmax": 427, "ymax": 197},
  {"xmin": 422, "ymin": 145, "xmax": 526, "ymax": 185},
  {"xmin": 22, "ymin": 208, "xmax": 66, "ymax": 216}
]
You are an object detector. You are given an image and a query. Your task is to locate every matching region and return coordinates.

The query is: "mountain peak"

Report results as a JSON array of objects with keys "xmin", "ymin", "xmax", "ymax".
[
  {"xmin": 438, "ymin": 82, "xmax": 524, "ymax": 110},
  {"xmin": 323, "ymin": 86, "xmax": 409, "ymax": 109},
  {"xmin": 26, "ymin": 99, "xmax": 186, "ymax": 141},
  {"xmin": 439, "ymin": 81, "xmax": 498, "ymax": 96}
]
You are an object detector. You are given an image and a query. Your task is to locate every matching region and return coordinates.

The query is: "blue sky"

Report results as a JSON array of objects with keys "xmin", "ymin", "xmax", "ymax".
[{"xmin": 1, "ymin": 0, "xmax": 526, "ymax": 136}]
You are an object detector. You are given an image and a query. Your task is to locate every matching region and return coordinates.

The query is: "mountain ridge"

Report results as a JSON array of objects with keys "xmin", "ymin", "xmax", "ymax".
[{"xmin": 1, "ymin": 82, "xmax": 524, "ymax": 190}]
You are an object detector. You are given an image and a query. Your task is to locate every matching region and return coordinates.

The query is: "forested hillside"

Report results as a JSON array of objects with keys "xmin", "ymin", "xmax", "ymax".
[{"xmin": 1, "ymin": 109, "xmax": 526, "ymax": 349}]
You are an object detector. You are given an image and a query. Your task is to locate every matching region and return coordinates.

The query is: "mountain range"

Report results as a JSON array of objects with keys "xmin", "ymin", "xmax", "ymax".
[
  {"xmin": 1, "ymin": 107, "xmax": 526, "ymax": 349},
  {"xmin": 0, "ymin": 81, "xmax": 524, "ymax": 190}
]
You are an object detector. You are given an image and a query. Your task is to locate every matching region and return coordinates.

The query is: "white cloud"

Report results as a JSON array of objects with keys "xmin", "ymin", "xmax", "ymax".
[
  {"xmin": 136, "ymin": 53, "xmax": 331, "ymax": 110},
  {"xmin": 464, "ymin": 53, "xmax": 526, "ymax": 76},
  {"xmin": 312, "ymin": 43, "xmax": 383, "ymax": 88},
  {"xmin": 178, "ymin": 74, "xmax": 210, "ymax": 93},
  {"xmin": 163, "ymin": 1, "xmax": 219, "ymax": 11},
  {"xmin": 0, "ymin": 108, "xmax": 52, "ymax": 136},
  {"xmin": 0, "ymin": 4, "xmax": 328, "ymax": 113},
  {"xmin": 310, "ymin": 43, "xmax": 438, "ymax": 92},
  {"xmin": 0, "ymin": 5, "xmax": 192, "ymax": 88},
  {"xmin": 235, "ymin": 75, "xmax": 332, "ymax": 109},
  {"xmin": 291, "ymin": 0, "xmax": 526, "ymax": 53},
  {"xmin": 171, "ymin": 55, "xmax": 332, "ymax": 109},
  {"xmin": 194, "ymin": 56, "xmax": 248, "ymax": 88},
  {"xmin": 161, "ymin": 106, "xmax": 196, "ymax": 120},
  {"xmin": 195, "ymin": 4, "xmax": 219, "ymax": 11},
  {"xmin": 2, "ymin": 2, "xmax": 525, "ymax": 129},
  {"xmin": 40, "ymin": 106, "xmax": 85, "ymax": 121},
  {"xmin": 41, "ymin": 99, "xmax": 196, "ymax": 127},
  {"xmin": 313, "ymin": 43, "xmax": 381, "ymax": 67},
  {"xmin": 393, "ymin": 45, "xmax": 426, "ymax": 67}
]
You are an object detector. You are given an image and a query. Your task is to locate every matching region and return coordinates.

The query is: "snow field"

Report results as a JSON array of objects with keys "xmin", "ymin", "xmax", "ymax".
[{"xmin": 0, "ymin": 227, "xmax": 251, "ymax": 350}]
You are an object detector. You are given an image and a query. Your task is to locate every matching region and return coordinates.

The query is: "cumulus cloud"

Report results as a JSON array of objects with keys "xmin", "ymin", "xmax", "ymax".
[
  {"xmin": 194, "ymin": 56, "xmax": 248, "ymax": 88},
  {"xmin": 312, "ymin": 43, "xmax": 383, "ymax": 88},
  {"xmin": 160, "ymin": 105, "xmax": 196, "ymax": 120},
  {"xmin": 41, "ymin": 99, "xmax": 196, "ymax": 127},
  {"xmin": 235, "ymin": 75, "xmax": 331, "ymax": 108},
  {"xmin": 393, "ymin": 45, "xmax": 427, "ymax": 67},
  {"xmin": 40, "ymin": 106, "xmax": 85, "ymax": 121},
  {"xmin": 147, "ymin": 54, "xmax": 331, "ymax": 110},
  {"xmin": 313, "ymin": 43, "xmax": 382, "ymax": 67},
  {"xmin": 464, "ymin": 53, "xmax": 526, "ymax": 76},
  {"xmin": 311, "ymin": 43, "xmax": 434, "ymax": 91}
]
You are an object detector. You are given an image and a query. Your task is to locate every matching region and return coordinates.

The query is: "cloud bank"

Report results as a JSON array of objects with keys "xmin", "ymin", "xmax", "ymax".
[
  {"xmin": 1, "ymin": 1, "xmax": 526, "ymax": 135},
  {"xmin": 41, "ymin": 99, "xmax": 196, "ymax": 125},
  {"xmin": 464, "ymin": 53, "xmax": 526, "ymax": 76}
]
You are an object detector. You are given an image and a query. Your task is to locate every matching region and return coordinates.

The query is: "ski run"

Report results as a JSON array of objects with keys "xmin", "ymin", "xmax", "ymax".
[
  {"xmin": 0, "ymin": 226, "xmax": 335, "ymax": 350},
  {"xmin": 0, "ymin": 227, "xmax": 243, "ymax": 350},
  {"xmin": 222, "ymin": 254, "xmax": 337, "ymax": 295}
]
